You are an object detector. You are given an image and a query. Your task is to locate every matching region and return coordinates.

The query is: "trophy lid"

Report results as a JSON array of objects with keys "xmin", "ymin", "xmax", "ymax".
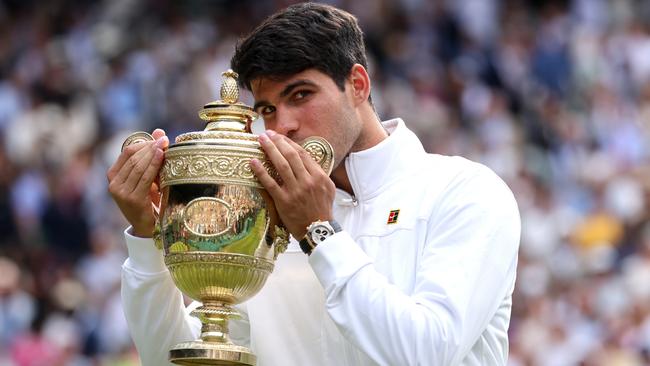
[{"xmin": 175, "ymin": 70, "xmax": 258, "ymax": 143}]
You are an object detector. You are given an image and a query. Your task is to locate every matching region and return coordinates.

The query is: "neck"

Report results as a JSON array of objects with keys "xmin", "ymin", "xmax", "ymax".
[
  {"xmin": 330, "ymin": 109, "xmax": 388, "ymax": 196},
  {"xmin": 331, "ymin": 164, "xmax": 353, "ymax": 195}
]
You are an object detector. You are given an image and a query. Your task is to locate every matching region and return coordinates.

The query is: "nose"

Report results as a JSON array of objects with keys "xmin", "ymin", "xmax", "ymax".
[{"xmin": 272, "ymin": 108, "xmax": 299, "ymax": 138}]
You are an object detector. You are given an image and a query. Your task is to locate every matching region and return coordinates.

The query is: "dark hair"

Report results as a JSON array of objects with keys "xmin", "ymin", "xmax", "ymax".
[{"xmin": 231, "ymin": 2, "xmax": 369, "ymax": 93}]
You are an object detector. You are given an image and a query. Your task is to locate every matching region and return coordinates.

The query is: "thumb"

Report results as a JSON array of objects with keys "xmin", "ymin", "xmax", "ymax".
[{"xmin": 152, "ymin": 128, "xmax": 167, "ymax": 140}]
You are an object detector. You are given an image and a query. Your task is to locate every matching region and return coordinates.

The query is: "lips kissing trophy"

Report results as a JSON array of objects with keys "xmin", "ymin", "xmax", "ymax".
[{"xmin": 121, "ymin": 70, "xmax": 334, "ymax": 365}]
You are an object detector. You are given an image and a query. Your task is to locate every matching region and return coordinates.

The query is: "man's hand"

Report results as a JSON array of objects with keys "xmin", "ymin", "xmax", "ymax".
[
  {"xmin": 250, "ymin": 130, "xmax": 336, "ymax": 240},
  {"xmin": 107, "ymin": 129, "xmax": 169, "ymax": 238}
]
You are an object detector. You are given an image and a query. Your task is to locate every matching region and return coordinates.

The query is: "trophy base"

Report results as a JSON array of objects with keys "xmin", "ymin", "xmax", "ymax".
[{"xmin": 169, "ymin": 341, "xmax": 256, "ymax": 366}]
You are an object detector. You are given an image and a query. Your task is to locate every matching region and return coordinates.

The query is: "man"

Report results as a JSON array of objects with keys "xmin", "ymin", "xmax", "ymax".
[{"xmin": 109, "ymin": 3, "xmax": 520, "ymax": 365}]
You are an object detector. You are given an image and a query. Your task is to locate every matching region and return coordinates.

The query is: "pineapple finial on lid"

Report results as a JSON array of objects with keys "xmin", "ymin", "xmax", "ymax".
[
  {"xmin": 220, "ymin": 70, "xmax": 240, "ymax": 104},
  {"xmin": 197, "ymin": 69, "xmax": 257, "ymax": 131}
]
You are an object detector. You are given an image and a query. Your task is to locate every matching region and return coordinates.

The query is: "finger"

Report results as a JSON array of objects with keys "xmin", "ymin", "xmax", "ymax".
[
  {"xmin": 121, "ymin": 143, "xmax": 157, "ymax": 193},
  {"xmin": 107, "ymin": 140, "xmax": 152, "ymax": 182},
  {"xmin": 268, "ymin": 131, "xmax": 309, "ymax": 182},
  {"xmin": 111, "ymin": 141, "xmax": 156, "ymax": 185},
  {"xmin": 150, "ymin": 135, "xmax": 168, "ymax": 188},
  {"xmin": 157, "ymin": 135, "xmax": 169, "ymax": 150},
  {"xmin": 250, "ymin": 158, "xmax": 284, "ymax": 199},
  {"xmin": 152, "ymin": 131, "xmax": 169, "ymax": 150},
  {"xmin": 152, "ymin": 128, "xmax": 166, "ymax": 140},
  {"xmin": 286, "ymin": 138, "xmax": 323, "ymax": 176},
  {"xmin": 259, "ymin": 132, "xmax": 297, "ymax": 187},
  {"xmin": 131, "ymin": 146, "xmax": 164, "ymax": 196}
]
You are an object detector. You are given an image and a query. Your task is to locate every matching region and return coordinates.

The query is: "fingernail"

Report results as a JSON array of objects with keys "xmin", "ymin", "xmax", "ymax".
[
  {"xmin": 259, "ymin": 134, "xmax": 269, "ymax": 143},
  {"xmin": 266, "ymin": 130, "xmax": 277, "ymax": 137},
  {"xmin": 156, "ymin": 136, "xmax": 168, "ymax": 148}
]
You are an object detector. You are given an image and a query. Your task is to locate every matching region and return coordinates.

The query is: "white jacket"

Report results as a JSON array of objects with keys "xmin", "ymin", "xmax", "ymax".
[{"xmin": 121, "ymin": 118, "xmax": 521, "ymax": 366}]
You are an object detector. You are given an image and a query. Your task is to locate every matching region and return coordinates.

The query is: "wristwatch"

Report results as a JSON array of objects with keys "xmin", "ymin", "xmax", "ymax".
[{"xmin": 299, "ymin": 220, "xmax": 342, "ymax": 255}]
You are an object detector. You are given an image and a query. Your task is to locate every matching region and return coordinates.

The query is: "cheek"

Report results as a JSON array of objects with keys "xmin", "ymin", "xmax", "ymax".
[
  {"xmin": 331, "ymin": 115, "xmax": 360, "ymax": 165},
  {"xmin": 296, "ymin": 102, "xmax": 330, "ymax": 132},
  {"xmin": 298, "ymin": 95, "xmax": 354, "ymax": 156}
]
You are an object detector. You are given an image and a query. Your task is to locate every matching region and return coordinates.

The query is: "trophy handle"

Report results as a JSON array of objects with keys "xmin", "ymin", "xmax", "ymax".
[
  {"xmin": 121, "ymin": 131, "xmax": 155, "ymax": 152},
  {"xmin": 300, "ymin": 136, "xmax": 334, "ymax": 175}
]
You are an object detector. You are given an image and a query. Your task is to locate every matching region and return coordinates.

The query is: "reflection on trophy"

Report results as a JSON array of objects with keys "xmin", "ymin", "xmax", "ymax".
[{"xmin": 122, "ymin": 70, "xmax": 334, "ymax": 365}]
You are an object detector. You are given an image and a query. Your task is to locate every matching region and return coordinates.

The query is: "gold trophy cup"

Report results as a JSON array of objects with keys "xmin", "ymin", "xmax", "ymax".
[{"xmin": 122, "ymin": 70, "xmax": 334, "ymax": 365}]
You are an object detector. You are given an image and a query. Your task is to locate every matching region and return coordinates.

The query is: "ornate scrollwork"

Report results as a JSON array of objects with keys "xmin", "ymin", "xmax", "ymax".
[
  {"xmin": 175, "ymin": 131, "xmax": 258, "ymax": 143},
  {"xmin": 302, "ymin": 137, "xmax": 334, "ymax": 174},
  {"xmin": 272, "ymin": 225, "xmax": 290, "ymax": 260},
  {"xmin": 165, "ymin": 252, "xmax": 274, "ymax": 273},
  {"xmin": 160, "ymin": 146, "xmax": 277, "ymax": 188}
]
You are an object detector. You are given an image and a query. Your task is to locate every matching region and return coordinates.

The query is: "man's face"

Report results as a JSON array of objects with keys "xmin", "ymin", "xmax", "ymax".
[{"xmin": 250, "ymin": 69, "xmax": 362, "ymax": 170}]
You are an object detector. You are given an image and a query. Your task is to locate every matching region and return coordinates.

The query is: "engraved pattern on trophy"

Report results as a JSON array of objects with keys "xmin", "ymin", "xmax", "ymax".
[
  {"xmin": 165, "ymin": 252, "xmax": 275, "ymax": 272},
  {"xmin": 160, "ymin": 147, "xmax": 279, "ymax": 188},
  {"xmin": 176, "ymin": 131, "xmax": 258, "ymax": 143},
  {"xmin": 220, "ymin": 70, "xmax": 239, "ymax": 103},
  {"xmin": 302, "ymin": 137, "xmax": 335, "ymax": 175}
]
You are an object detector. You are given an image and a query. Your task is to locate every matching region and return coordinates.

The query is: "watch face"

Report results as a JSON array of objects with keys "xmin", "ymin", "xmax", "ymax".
[{"xmin": 311, "ymin": 224, "xmax": 333, "ymax": 243}]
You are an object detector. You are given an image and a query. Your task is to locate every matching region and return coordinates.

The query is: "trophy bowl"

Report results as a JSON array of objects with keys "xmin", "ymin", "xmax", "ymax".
[{"xmin": 122, "ymin": 70, "xmax": 333, "ymax": 365}]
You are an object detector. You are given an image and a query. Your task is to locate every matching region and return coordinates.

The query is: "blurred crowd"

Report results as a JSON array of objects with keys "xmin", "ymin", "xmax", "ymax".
[{"xmin": 1, "ymin": 0, "xmax": 650, "ymax": 365}]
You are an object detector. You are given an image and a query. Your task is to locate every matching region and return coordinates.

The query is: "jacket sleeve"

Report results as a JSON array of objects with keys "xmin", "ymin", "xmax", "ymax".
[
  {"xmin": 308, "ymin": 166, "xmax": 521, "ymax": 365},
  {"xmin": 121, "ymin": 228, "xmax": 251, "ymax": 366}
]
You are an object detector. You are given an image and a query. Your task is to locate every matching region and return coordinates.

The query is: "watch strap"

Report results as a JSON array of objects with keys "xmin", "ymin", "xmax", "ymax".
[
  {"xmin": 299, "ymin": 220, "xmax": 341, "ymax": 255},
  {"xmin": 299, "ymin": 236, "xmax": 315, "ymax": 255},
  {"xmin": 329, "ymin": 220, "xmax": 342, "ymax": 233}
]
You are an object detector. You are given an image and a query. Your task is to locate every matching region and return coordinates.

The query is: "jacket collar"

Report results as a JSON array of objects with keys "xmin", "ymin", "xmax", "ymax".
[{"xmin": 337, "ymin": 118, "xmax": 426, "ymax": 203}]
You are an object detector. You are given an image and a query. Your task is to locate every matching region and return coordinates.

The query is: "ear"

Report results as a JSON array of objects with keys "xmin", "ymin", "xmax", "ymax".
[{"xmin": 347, "ymin": 64, "xmax": 371, "ymax": 107}]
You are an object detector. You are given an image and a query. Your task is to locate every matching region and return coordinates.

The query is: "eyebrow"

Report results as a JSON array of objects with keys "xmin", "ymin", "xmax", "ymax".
[{"xmin": 253, "ymin": 79, "xmax": 316, "ymax": 111}]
